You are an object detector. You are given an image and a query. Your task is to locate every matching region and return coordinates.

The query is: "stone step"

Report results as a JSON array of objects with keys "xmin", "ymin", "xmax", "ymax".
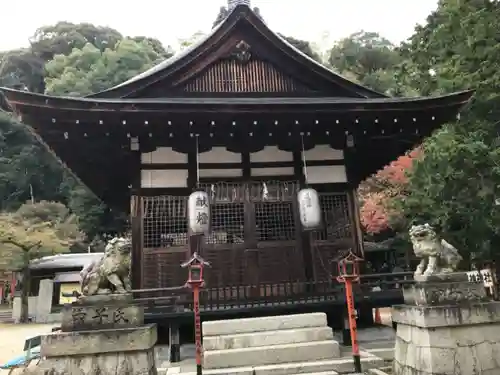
[
  {"xmin": 367, "ymin": 368, "xmax": 392, "ymax": 375},
  {"xmin": 203, "ymin": 313, "xmax": 327, "ymax": 337},
  {"xmin": 328, "ymin": 354, "xmax": 385, "ymax": 374},
  {"xmin": 203, "ymin": 340, "xmax": 340, "ymax": 369},
  {"xmin": 204, "ymin": 326, "xmax": 334, "ymax": 350},
  {"xmin": 363, "ymin": 347, "xmax": 394, "ymax": 361},
  {"xmin": 172, "ymin": 354, "xmax": 384, "ymax": 375}
]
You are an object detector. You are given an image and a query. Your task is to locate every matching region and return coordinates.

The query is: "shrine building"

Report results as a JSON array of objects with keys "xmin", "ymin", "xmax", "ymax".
[{"xmin": 1, "ymin": 1, "xmax": 473, "ymax": 319}]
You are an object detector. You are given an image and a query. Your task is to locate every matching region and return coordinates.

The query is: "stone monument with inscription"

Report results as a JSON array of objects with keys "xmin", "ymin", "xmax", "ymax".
[
  {"xmin": 24, "ymin": 237, "xmax": 158, "ymax": 375},
  {"xmin": 393, "ymin": 225, "xmax": 500, "ymax": 375}
]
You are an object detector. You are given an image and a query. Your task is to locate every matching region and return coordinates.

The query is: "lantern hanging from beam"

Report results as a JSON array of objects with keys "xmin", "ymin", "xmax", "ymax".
[
  {"xmin": 188, "ymin": 190, "xmax": 211, "ymax": 235},
  {"xmin": 297, "ymin": 188, "xmax": 321, "ymax": 230}
]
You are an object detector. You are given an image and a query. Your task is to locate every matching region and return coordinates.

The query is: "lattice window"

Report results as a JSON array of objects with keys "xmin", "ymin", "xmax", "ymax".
[
  {"xmin": 313, "ymin": 193, "xmax": 352, "ymax": 241},
  {"xmin": 248, "ymin": 181, "xmax": 300, "ymax": 202},
  {"xmin": 255, "ymin": 201, "xmax": 296, "ymax": 241},
  {"xmin": 197, "ymin": 181, "xmax": 300, "ymax": 203},
  {"xmin": 206, "ymin": 203, "xmax": 245, "ymax": 245},
  {"xmin": 142, "ymin": 196, "xmax": 188, "ymax": 248}
]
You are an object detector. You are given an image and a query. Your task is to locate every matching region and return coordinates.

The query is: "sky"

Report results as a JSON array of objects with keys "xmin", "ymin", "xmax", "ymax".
[{"xmin": 0, "ymin": 0, "xmax": 439, "ymax": 52}]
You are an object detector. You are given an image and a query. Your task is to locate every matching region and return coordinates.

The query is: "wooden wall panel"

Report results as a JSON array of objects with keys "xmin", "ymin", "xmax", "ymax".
[{"xmin": 179, "ymin": 59, "xmax": 313, "ymax": 93}]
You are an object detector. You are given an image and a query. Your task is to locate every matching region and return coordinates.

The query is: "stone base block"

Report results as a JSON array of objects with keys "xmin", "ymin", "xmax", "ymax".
[
  {"xmin": 25, "ymin": 348, "xmax": 157, "ymax": 375},
  {"xmin": 204, "ymin": 326, "xmax": 334, "ymax": 350},
  {"xmin": 203, "ymin": 340, "xmax": 340, "ymax": 369},
  {"xmin": 403, "ymin": 272, "xmax": 488, "ymax": 306},
  {"xmin": 61, "ymin": 301, "xmax": 144, "ymax": 332},
  {"xmin": 393, "ymin": 302, "xmax": 500, "ymax": 375},
  {"xmin": 203, "ymin": 313, "xmax": 327, "ymax": 337},
  {"xmin": 25, "ymin": 324, "xmax": 158, "ymax": 375},
  {"xmin": 42, "ymin": 324, "xmax": 156, "ymax": 357}
]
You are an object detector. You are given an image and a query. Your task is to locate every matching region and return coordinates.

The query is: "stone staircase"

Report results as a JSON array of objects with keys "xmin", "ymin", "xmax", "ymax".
[
  {"xmin": 199, "ymin": 312, "xmax": 384, "ymax": 375},
  {"xmin": 0, "ymin": 309, "xmax": 13, "ymax": 323}
]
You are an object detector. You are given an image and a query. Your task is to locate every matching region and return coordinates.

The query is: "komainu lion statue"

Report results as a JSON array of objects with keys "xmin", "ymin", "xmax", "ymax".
[
  {"xmin": 80, "ymin": 237, "xmax": 132, "ymax": 296},
  {"xmin": 409, "ymin": 224, "xmax": 462, "ymax": 277}
]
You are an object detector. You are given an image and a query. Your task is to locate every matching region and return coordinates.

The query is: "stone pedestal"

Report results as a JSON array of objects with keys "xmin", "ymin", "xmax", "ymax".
[
  {"xmin": 393, "ymin": 272, "xmax": 500, "ymax": 375},
  {"xmin": 26, "ymin": 294, "xmax": 158, "ymax": 375}
]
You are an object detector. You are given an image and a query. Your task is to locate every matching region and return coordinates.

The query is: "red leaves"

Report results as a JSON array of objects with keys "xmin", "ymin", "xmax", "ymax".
[
  {"xmin": 360, "ymin": 192, "xmax": 391, "ymax": 234},
  {"xmin": 376, "ymin": 148, "xmax": 421, "ymax": 185},
  {"xmin": 359, "ymin": 148, "xmax": 421, "ymax": 234}
]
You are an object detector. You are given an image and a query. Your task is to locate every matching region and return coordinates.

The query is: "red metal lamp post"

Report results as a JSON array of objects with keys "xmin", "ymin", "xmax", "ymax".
[
  {"xmin": 182, "ymin": 252, "xmax": 210, "ymax": 375},
  {"xmin": 336, "ymin": 250, "xmax": 364, "ymax": 374}
]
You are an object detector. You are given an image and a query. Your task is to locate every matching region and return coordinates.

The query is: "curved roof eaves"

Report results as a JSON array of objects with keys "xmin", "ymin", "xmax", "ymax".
[{"xmin": 29, "ymin": 253, "xmax": 103, "ymax": 270}]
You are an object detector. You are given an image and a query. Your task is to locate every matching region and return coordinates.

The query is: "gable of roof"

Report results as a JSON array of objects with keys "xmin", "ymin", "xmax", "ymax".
[{"xmin": 88, "ymin": 4, "xmax": 387, "ymax": 99}]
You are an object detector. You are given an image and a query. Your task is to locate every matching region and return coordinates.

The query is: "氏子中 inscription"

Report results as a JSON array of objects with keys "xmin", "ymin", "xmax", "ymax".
[
  {"xmin": 71, "ymin": 307, "xmax": 87, "ymax": 325},
  {"xmin": 62, "ymin": 304, "xmax": 143, "ymax": 332},
  {"xmin": 92, "ymin": 307, "xmax": 109, "ymax": 324},
  {"xmin": 113, "ymin": 308, "xmax": 130, "ymax": 324}
]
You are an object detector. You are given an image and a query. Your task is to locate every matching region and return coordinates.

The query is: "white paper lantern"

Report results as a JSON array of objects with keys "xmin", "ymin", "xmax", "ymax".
[
  {"xmin": 188, "ymin": 191, "xmax": 211, "ymax": 235},
  {"xmin": 297, "ymin": 188, "xmax": 321, "ymax": 230}
]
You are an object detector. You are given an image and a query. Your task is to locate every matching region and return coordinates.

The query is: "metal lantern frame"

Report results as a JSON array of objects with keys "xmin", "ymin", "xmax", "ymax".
[
  {"xmin": 335, "ymin": 249, "xmax": 364, "ymax": 373},
  {"xmin": 181, "ymin": 251, "xmax": 210, "ymax": 375},
  {"xmin": 336, "ymin": 250, "xmax": 364, "ymax": 283},
  {"xmin": 181, "ymin": 252, "xmax": 210, "ymax": 287}
]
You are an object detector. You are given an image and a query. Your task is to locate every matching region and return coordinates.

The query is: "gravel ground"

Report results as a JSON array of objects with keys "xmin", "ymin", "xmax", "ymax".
[{"xmin": 0, "ymin": 323, "xmax": 57, "ymax": 374}]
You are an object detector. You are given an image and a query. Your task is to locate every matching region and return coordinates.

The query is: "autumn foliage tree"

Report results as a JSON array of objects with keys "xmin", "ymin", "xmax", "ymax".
[
  {"xmin": 0, "ymin": 201, "xmax": 83, "ymax": 322},
  {"xmin": 359, "ymin": 148, "xmax": 421, "ymax": 235}
]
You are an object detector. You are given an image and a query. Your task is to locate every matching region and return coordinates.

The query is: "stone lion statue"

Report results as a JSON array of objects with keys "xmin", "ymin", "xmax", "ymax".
[
  {"xmin": 80, "ymin": 237, "xmax": 132, "ymax": 296},
  {"xmin": 409, "ymin": 224, "xmax": 462, "ymax": 277}
]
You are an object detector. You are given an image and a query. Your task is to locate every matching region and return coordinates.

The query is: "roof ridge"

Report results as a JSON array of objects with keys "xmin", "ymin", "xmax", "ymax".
[{"xmin": 228, "ymin": 0, "xmax": 251, "ymax": 11}]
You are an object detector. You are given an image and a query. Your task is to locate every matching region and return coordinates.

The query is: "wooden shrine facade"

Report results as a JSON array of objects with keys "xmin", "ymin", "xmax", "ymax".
[
  {"xmin": 136, "ymin": 144, "xmax": 359, "ymax": 292},
  {"xmin": 0, "ymin": 2, "xmax": 474, "ymax": 310}
]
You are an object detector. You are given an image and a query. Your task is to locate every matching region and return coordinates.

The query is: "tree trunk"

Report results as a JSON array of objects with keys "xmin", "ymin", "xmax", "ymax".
[{"xmin": 20, "ymin": 251, "xmax": 30, "ymax": 323}]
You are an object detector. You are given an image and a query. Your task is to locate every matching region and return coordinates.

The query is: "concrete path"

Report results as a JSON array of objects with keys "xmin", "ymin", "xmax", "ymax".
[{"xmin": 0, "ymin": 323, "xmax": 58, "ymax": 374}]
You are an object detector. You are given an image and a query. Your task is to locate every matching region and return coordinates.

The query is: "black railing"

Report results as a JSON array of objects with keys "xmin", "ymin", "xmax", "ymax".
[{"xmin": 132, "ymin": 272, "xmax": 413, "ymax": 313}]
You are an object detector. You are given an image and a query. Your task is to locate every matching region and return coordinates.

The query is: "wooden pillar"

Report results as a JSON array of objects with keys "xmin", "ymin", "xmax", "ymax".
[
  {"xmin": 187, "ymin": 150, "xmax": 197, "ymax": 189},
  {"xmin": 130, "ymin": 144, "xmax": 143, "ymax": 290},
  {"xmin": 242, "ymin": 152, "xmax": 251, "ymax": 179},
  {"xmin": 244, "ymin": 199, "xmax": 259, "ymax": 297},
  {"xmin": 348, "ymin": 190, "xmax": 365, "ymax": 256},
  {"xmin": 344, "ymin": 149, "xmax": 364, "ymax": 256},
  {"xmin": 169, "ymin": 322, "xmax": 181, "ymax": 363},
  {"xmin": 130, "ymin": 195, "xmax": 142, "ymax": 290}
]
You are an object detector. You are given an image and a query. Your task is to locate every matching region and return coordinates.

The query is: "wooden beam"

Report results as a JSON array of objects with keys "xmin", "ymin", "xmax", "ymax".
[{"xmin": 141, "ymin": 159, "xmax": 344, "ymax": 170}]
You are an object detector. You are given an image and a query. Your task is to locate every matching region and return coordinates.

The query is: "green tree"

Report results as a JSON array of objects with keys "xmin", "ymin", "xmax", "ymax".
[
  {"xmin": 0, "ymin": 49, "xmax": 45, "ymax": 92},
  {"xmin": 63, "ymin": 184, "xmax": 128, "ymax": 240},
  {"xmin": 131, "ymin": 36, "xmax": 175, "ymax": 60},
  {"xmin": 0, "ymin": 22, "xmax": 167, "ymax": 238},
  {"xmin": 0, "ymin": 113, "xmax": 68, "ymax": 210},
  {"xmin": 281, "ymin": 35, "xmax": 322, "ymax": 63},
  {"xmin": 178, "ymin": 31, "xmax": 206, "ymax": 51},
  {"xmin": 393, "ymin": 0, "xmax": 500, "ymax": 263},
  {"xmin": 29, "ymin": 22, "xmax": 123, "ymax": 61},
  {"xmin": 45, "ymin": 38, "xmax": 164, "ymax": 96},
  {"xmin": 0, "ymin": 201, "xmax": 83, "ymax": 322},
  {"xmin": 328, "ymin": 31, "xmax": 413, "ymax": 95}
]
